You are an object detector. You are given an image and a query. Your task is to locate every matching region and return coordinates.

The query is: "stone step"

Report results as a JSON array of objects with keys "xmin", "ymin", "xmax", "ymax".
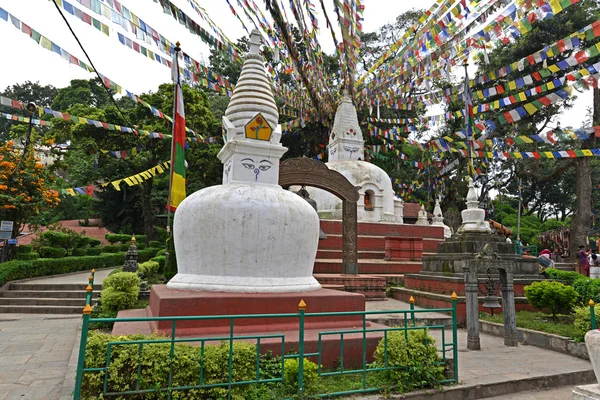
[
  {"xmin": 554, "ymin": 262, "xmax": 576, "ymax": 271},
  {"xmin": 314, "ymin": 274, "xmax": 387, "ymax": 301},
  {"xmin": 313, "ymin": 259, "xmax": 422, "ymax": 274},
  {"xmin": 0, "ymin": 290, "xmax": 99, "ymax": 299},
  {"xmin": 0, "ymin": 305, "xmax": 84, "ymax": 314},
  {"xmin": 320, "ymin": 284, "xmax": 345, "ymax": 291},
  {"xmin": 0, "ymin": 297, "xmax": 95, "ymax": 306},
  {"xmin": 315, "ymin": 249, "xmax": 386, "ymax": 259},
  {"xmin": 371, "ymin": 274, "xmax": 405, "ymax": 285},
  {"xmin": 8, "ymin": 283, "xmax": 102, "ymax": 291}
]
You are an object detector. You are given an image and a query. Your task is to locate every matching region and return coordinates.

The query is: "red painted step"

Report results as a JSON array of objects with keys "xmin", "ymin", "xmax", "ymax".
[
  {"xmin": 316, "ymin": 249, "xmax": 385, "ymax": 259},
  {"xmin": 403, "ymin": 274, "xmax": 535, "ymax": 297},
  {"xmin": 313, "ymin": 259, "xmax": 422, "ymax": 275},
  {"xmin": 318, "ymin": 234, "xmax": 441, "ymax": 253},
  {"xmin": 320, "ymin": 220, "xmax": 444, "ymax": 239}
]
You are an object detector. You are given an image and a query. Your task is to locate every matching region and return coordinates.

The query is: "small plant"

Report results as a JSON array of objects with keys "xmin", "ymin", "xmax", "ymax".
[
  {"xmin": 138, "ymin": 261, "xmax": 159, "ymax": 280},
  {"xmin": 525, "ymin": 281, "xmax": 577, "ymax": 317},
  {"xmin": 574, "ymin": 305, "xmax": 600, "ymax": 341},
  {"xmin": 100, "ymin": 272, "xmax": 140, "ymax": 312},
  {"xmin": 545, "ymin": 268, "xmax": 585, "ymax": 286},
  {"xmin": 573, "ymin": 278, "xmax": 600, "ymax": 306},
  {"xmin": 283, "ymin": 358, "xmax": 320, "ymax": 396}
]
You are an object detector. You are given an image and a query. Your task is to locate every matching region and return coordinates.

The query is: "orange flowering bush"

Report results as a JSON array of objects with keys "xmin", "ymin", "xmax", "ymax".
[{"xmin": 0, "ymin": 141, "xmax": 60, "ymax": 236}]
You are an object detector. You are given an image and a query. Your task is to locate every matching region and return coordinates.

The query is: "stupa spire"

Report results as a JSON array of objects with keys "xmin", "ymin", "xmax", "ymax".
[
  {"xmin": 328, "ymin": 90, "xmax": 364, "ymax": 161},
  {"xmin": 219, "ymin": 29, "xmax": 285, "ymax": 186}
]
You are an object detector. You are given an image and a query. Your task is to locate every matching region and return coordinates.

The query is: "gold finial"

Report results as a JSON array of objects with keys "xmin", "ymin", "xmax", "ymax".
[
  {"xmin": 131, "ymin": 235, "xmax": 136, "ymax": 244},
  {"xmin": 83, "ymin": 304, "xmax": 93, "ymax": 314},
  {"xmin": 91, "ymin": 269, "xmax": 96, "ymax": 274},
  {"xmin": 86, "ymin": 284, "xmax": 93, "ymax": 292},
  {"xmin": 409, "ymin": 296, "xmax": 415, "ymax": 304},
  {"xmin": 298, "ymin": 300, "xmax": 307, "ymax": 311},
  {"xmin": 176, "ymin": 41, "xmax": 180, "ymax": 47},
  {"xmin": 451, "ymin": 292, "xmax": 458, "ymax": 300},
  {"xmin": 88, "ymin": 275, "xmax": 93, "ymax": 282},
  {"xmin": 590, "ymin": 299, "xmax": 595, "ymax": 307}
]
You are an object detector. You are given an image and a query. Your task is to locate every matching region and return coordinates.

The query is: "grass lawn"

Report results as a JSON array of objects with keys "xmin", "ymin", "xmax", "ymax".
[{"xmin": 480, "ymin": 311, "xmax": 578, "ymax": 339}]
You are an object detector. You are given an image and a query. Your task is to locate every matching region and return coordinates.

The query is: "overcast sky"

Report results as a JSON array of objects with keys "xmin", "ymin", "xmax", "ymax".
[{"xmin": 0, "ymin": 0, "xmax": 591, "ymax": 131}]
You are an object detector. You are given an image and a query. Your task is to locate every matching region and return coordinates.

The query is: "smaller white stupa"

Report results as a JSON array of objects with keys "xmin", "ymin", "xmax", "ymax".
[
  {"xmin": 431, "ymin": 198, "xmax": 452, "ymax": 238},
  {"xmin": 458, "ymin": 179, "xmax": 491, "ymax": 234},
  {"xmin": 168, "ymin": 30, "xmax": 321, "ymax": 293},
  {"xmin": 416, "ymin": 205, "xmax": 429, "ymax": 226},
  {"xmin": 307, "ymin": 91, "xmax": 404, "ymax": 223}
]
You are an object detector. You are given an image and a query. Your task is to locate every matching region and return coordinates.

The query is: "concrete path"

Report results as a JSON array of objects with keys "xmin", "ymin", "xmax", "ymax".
[
  {"xmin": 484, "ymin": 386, "xmax": 574, "ymax": 399},
  {"xmin": 31, "ymin": 268, "xmax": 114, "ymax": 285},
  {"xmin": 0, "ymin": 314, "xmax": 81, "ymax": 400}
]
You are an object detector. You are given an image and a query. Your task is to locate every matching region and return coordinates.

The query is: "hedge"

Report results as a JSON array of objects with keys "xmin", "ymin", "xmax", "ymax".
[
  {"xmin": 0, "ymin": 253, "xmax": 125, "ymax": 287},
  {"xmin": 16, "ymin": 252, "xmax": 39, "ymax": 261},
  {"xmin": 105, "ymin": 234, "xmax": 148, "ymax": 244},
  {"xmin": 38, "ymin": 246, "xmax": 67, "ymax": 259},
  {"xmin": 86, "ymin": 248, "xmax": 102, "ymax": 256},
  {"xmin": 545, "ymin": 268, "xmax": 584, "ymax": 286},
  {"xmin": 148, "ymin": 240, "xmax": 164, "ymax": 248},
  {"xmin": 16, "ymin": 245, "xmax": 33, "ymax": 254},
  {"xmin": 101, "ymin": 245, "xmax": 121, "ymax": 253}
]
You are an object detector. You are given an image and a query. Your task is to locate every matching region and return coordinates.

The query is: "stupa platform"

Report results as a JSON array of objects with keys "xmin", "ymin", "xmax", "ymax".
[{"xmin": 112, "ymin": 286, "xmax": 385, "ymax": 368}]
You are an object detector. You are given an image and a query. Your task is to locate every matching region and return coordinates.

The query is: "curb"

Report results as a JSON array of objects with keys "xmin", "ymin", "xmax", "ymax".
[{"xmin": 355, "ymin": 369, "xmax": 595, "ymax": 399}]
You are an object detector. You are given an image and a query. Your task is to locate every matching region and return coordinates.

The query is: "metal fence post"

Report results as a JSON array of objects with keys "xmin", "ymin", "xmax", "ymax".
[
  {"xmin": 73, "ymin": 304, "xmax": 92, "ymax": 400},
  {"xmin": 91, "ymin": 269, "xmax": 95, "ymax": 285},
  {"xmin": 591, "ymin": 300, "xmax": 597, "ymax": 330},
  {"xmin": 409, "ymin": 296, "xmax": 416, "ymax": 326},
  {"xmin": 298, "ymin": 299, "xmax": 306, "ymax": 395},
  {"xmin": 451, "ymin": 292, "xmax": 459, "ymax": 383},
  {"xmin": 85, "ymin": 284, "xmax": 93, "ymax": 306}
]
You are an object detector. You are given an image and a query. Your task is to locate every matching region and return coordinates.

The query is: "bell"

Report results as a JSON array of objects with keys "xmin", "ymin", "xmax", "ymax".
[{"xmin": 483, "ymin": 295, "xmax": 501, "ymax": 310}]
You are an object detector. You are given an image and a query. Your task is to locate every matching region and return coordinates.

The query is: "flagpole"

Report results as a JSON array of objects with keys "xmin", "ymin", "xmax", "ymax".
[
  {"xmin": 165, "ymin": 41, "xmax": 181, "ymax": 269},
  {"xmin": 463, "ymin": 59, "xmax": 474, "ymax": 179}
]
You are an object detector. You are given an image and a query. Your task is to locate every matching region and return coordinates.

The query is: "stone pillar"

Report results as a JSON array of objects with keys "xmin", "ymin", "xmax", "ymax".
[
  {"xmin": 500, "ymin": 267, "xmax": 518, "ymax": 347},
  {"xmin": 342, "ymin": 200, "xmax": 358, "ymax": 274},
  {"xmin": 464, "ymin": 264, "xmax": 481, "ymax": 350}
]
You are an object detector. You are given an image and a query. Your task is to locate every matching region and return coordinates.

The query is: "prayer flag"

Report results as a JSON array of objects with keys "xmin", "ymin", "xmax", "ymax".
[{"xmin": 168, "ymin": 45, "xmax": 186, "ymax": 211}]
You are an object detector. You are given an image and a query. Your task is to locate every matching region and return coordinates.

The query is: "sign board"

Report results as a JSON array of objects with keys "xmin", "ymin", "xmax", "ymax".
[
  {"xmin": 7, "ymin": 239, "xmax": 17, "ymax": 245},
  {"xmin": 0, "ymin": 221, "xmax": 13, "ymax": 232},
  {"xmin": 0, "ymin": 231, "xmax": 12, "ymax": 240}
]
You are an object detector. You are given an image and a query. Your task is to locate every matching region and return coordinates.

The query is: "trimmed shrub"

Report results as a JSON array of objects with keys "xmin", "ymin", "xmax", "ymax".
[
  {"xmin": 545, "ymin": 268, "xmax": 584, "ymax": 286},
  {"xmin": 105, "ymin": 234, "xmax": 130, "ymax": 244},
  {"xmin": 149, "ymin": 240, "xmax": 164, "ymax": 248},
  {"xmin": 16, "ymin": 245, "xmax": 33, "ymax": 254},
  {"xmin": 101, "ymin": 244, "xmax": 121, "ymax": 253},
  {"xmin": 151, "ymin": 256, "xmax": 166, "ymax": 274},
  {"xmin": 72, "ymin": 248, "xmax": 88, "ymax": 257},
  {"xmin": 136, "ymin": 242, "xmax": 147, "ymax": 250},
  {"xmin": 574, "ymin": 305, "xmax": 600, "ymax": 341},
  {"xmin": 525, "ymin": 281, "xmax": 578, "ymax": 317},
  {"xmin": 88, "ymin": 238, "xmax": 101, "ymax": 248},
  {"xmin": 138, "ymin": 261, "xmax": 159, "ymax": 279},
  {"xmin": 38, "ymin": 246, "xmax": 67, "ymax": 259},
  {"xmin": 40, "ymin": 231, "xmax": 70, "ymax": 249},
  {"xmin": 138, "ymin": 248, "xmax": 161, "ymax": 262},
  {"xmin": 156, "ymin": 249, "xmax": 166, "ymax": 257},
  {"xmin": 86, "ymin": 248, "xmax": 102, "ymax": 256},
  {"xmin": 16, "ymin": 252, "xmax": 39, "ymax": 261},
  {"xmin": 283, "ymin": 358, "xmax": 319, "ymax": 395},
  {"xmin": 108, "ymin": 267, "xmax": 123, "ymax": 276},
  {"xmin": 373, "ymin": 329, "xmax": 444, "ymax": 392},
  {"xmin": 119, "ymin": 243, "xmax": 131, "ymax": 251},
  {"xmin": 81, "ymin": 334, "xmax": 262, "ymax": 400},
  {"xmin": 0, "ymin": 253, "xmax": 125, "ymax": 287},
  {"xmin": 573, "ymin": 278, "xmax": 600, "ymax": 306},
  {"xmin": 100, "ymin": 272, "xmax": 140, "ymax": 312}
]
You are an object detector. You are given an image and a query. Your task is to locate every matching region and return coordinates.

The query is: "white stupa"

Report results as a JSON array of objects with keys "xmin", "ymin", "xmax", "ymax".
[
  {"xmin": 167, "ymin": 30, "xmax": 321, "ymax": 293},
  {"xmin": 431, "ymin": 198, "xmax": 452, "ymax": 238},
  {"xmin": 458, "ymin": 179, "xmax": 491, "ymax": 234},
  {"xmin": 307, "ymin": 91, "xmax": 404, "ymax": 223}
]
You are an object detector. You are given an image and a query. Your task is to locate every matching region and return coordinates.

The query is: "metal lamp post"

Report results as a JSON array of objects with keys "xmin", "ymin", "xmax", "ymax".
[{"xmin": 22, "ymin": 102, "xmax": 37, "ymax": 158}]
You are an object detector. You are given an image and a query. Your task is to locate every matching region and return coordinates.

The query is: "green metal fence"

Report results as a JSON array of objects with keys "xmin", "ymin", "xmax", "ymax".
[{"xmin": 73, "ymin": 279, "xmax": 458, "ymax": 399}]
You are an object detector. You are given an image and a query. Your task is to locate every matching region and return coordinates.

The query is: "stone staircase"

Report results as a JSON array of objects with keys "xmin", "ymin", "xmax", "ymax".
[{"xmin": 0, "ymin": 283, "xmax": 101, "ymax": 314}]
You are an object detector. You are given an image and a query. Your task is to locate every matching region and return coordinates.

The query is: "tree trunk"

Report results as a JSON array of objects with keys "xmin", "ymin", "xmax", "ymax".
[
  {"xmin": 141, "ymin": 178, "xmax": 154, "ymax": 243},
  {"xmin": 569, "ymin": 88, "xmax": 600, "ymax": 260}
]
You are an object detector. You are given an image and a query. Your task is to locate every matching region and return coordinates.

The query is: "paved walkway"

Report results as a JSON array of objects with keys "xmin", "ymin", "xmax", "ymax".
[
  {"xmin": 485, "ymin": 386, "xmax": 574, "ymax": 399},
  {"xmin": 31, "ymin": 268, "xmax": 114, "ymax": 285}
]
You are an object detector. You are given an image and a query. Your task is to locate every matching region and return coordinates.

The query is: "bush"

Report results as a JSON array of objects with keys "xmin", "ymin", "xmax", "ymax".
[
  {"xmin": 81, "ymin": 334, "xmax": 262, "ymax": 400},
  {"xmin": 72, "ymin": 248, "xmax": 88, "ymax": 257},
  {"xmin": 283, "ymin": 358, "xmax": 319, "ymax": 395},
  {"xmin": 86, "ymin": 248, "xmax": 102, "ymax": 256},
  {"xmin": 151, "ymin": 256, "xmax": 166, "ymax": 274},
  {"xmin": 40, "ymin": 231, "xmax": 70, "ymax": 249},
  {"xmin": 545, "ymin": 268, "xmax": 584, "ymax": 286},
  {"xmin": 149, "ymin": 240, "xmax": 164, "ymax": 248},
  {"xmin": 373, "ymin": 329, "xmax": 444, "ymax": 392},
  {"xmin": 119, "ymin": 243, "xmax": 131, "ymax": 251},
  {"xmin": 138, "ymin": 248, "xmax": 161, "ymax": 262},
  {"xmin": 136, "ymin": 242, "xmax": 147, "ymax": 250},
  {"xmin": 108, "ymin": 267, "xmax": 123, "ymax": 276},
  {"xmin": 101, "ymin": 244, "xmax": 121, "ymax": 253},
  {"xmin": 16, "ymin": 252, "xmax": 39, "ymax": 261},
  {"xmin": 100, "ymin": 272, "xmax": 140, "ymax": 312},
  {"xmin": 38, "ymin": 246, "xmax": 67, "ymax": 259},
  {"xmin": 0, "ymin": 253, "xmax": 125, "ymax": 287},
  {"xmin": 138, "ymin": 261, "xmax": 159, "ymax": 279},
  {"xmin": 156, "ymin": 248, "xmax": 166, "ymax": 257},
  {"xmin": 88, "ymin": 238, "xmax": 101, "ymax": 247},
  {"xmin": 16, "ymin": 245, "xmax": 33, "ymax": 254},
  {"xmin": 574, "ymin": 305, "xmax": 600, "ymax": 341},
  {"xmin": 573, "ymin": 278, "xmax": 600, "ymax": 306},
  {"xmin": 525, "ymin": 281, "xmax": 578, "ymax": 317},
  {"xmin": 105, "ymin": 234, "xmax": 131, "ymax": 244}
]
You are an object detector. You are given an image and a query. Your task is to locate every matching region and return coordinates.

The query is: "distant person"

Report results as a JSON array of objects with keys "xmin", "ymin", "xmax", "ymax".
[
  {"xmin": 591, "ymin": 254, "xmax": 600, "ymax": 279},
  {"xmin": 538, "ymin": 249, "xmax": 554, "ymax": 278},
  {"xmin": 578, "ymin": 245, "xmax": 590, "ymax": 277}
]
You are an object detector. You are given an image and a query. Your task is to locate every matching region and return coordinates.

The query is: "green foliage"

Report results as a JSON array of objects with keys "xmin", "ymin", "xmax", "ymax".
[
  {"xmin": 573, "ymin": 278, "xmax": 600, "ymax": 306},
  {"xmin": 0, "ymin": 253, "xmax": 124, "ymax": 287},
  {"xmin": 283, "ymin": 358, "xmax": 319, "ymax": 396},
  {"xmin": 574, "ymin": 305, "xmax": 600, "ymax": 342},
  {"xmin": 525, "ymin": 281, "xmax": 578, "ymax": 317},
  {"xmin": 100, "ymin": 272, "xmax": 140, "ymax": 312},
  {"xmin": 373, "ymin": 329, "xmax": 444, "ymax": 392},
  {"xmin": 86, "ymin": 248, "xmax": 102, "ymax": 256},
  {"xmin": 16, "ymin": 245, "xmax": 33, "ymax": 254},
  {"xmin": 16, "ymin": 252, "xmax": 39, "ymax": 261},
  {"xmin": 151, "ymin": 256, "xmax": 166, "ymax": 274},
  {"xmin": 545, "ymin": 268, "xmax": 585, "ymax": 286},
  {"xmin": 138, "ymin": 248, "xmax": 161, "ymax": 262},
  {"xmin": 101, "ymin": 244, "xmax": 121, "ymax": 253},
  {"xmin": 38, "ymin": 246, "xmax": 67, "ymax": 259},
  {"xmin": 105, "ymin": 234, "xmax": 134, "ymax": 244},
  {"xmin": 149, "ymin": 240, "xmax": 163, "ymax": 248},
  {"xmin": 72, "ymin": 248, "xmax": 88, "ymax": 256},
  {"xmin": 480, "ymin": 311, "xmax": 578, "ymax": 339},
  {"xmin": 108, "ymin": 267, "xmax": 122, "ymax": 276},
  {"xmin": 156, "ymin": 249, "xmax": 165, "ymax": 257},
  {"xmin": 88, "ymin": 238, "xmax": 101, "ymax": 247},
  {"xmin": 138, "ymin": 261, "xmax": 159, "ymax": 279},
  {"xmin": 39, "ymin": 231, "xmax": 70, "ymax": 248}
]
